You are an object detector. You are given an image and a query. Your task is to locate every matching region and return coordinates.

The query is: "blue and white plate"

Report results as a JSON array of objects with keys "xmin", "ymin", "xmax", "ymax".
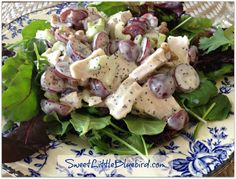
[{"xmin": 2, "ymin": 2, "xmax": 234, "ymax": 177}]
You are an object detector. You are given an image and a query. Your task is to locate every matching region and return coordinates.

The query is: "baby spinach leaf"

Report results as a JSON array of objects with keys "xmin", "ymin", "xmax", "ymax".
[
  {"xmin": 43, "ymin": 112, "xmax": 71, "ymax": 136},
  {"xmin": 177, "ymin": 79, "xmax": 218, "ymax": 108},
  {"xmin": 123, "ymin": 115, "xmax": 166, "ymax": 135},
  {"xmin": 22, "ymin": 20, "xmax": 51, "ymax": 40},
  {"xmin": 70, "ymin": 112, "xmax": 111, "ymax": 136},
  {"xmin": 193, "ymin": 94, "xmax": 231, "ymax": 121}
]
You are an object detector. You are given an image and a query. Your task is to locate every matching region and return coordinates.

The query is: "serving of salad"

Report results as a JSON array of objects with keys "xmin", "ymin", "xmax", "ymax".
[{"xmin": 2, "ymin": 2, "xmax": 234, "ymax": 164}]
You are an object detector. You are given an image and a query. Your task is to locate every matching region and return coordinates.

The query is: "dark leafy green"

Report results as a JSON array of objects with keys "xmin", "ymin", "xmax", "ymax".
[
  {"xmin": 43, "ymin": 112, "xmax": 71, "ymax": 136},
  {"xmin": 205, "ymin": 64, "xmax": 234, "ymax": 80},
  {"xmin": 3, "ymin": 116, "xmax": 50, "ymax": 163},
  {"xmin": 88, "ymin": 128, "xmax": 151, "ymax": 159},
  {"xmin": 193, "ymin": 49, "xmax": 234, "ymax": 75},
  {"xmin": 153, "ymin": 2, "xmax": 183, "ymax": 17},
  {"xmin": 123, "ymin": 115, "xmax": 166, "ymax": 135},
  {"xmin": 33, "ymin": 42, "xmax": 49, "ymax": 72},
  {"xmin": 192, "ymin": 94, "xmax": 231, "ymax": 121},
  {"xmin": 177, "ymin": 78, "xmax": 218, "ymax": 108}
]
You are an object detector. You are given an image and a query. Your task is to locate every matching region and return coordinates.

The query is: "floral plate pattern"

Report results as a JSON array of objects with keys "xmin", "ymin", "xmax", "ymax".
[{"xmin": 2, "ymin": 2, "xmax": 235, "ymax": 177}]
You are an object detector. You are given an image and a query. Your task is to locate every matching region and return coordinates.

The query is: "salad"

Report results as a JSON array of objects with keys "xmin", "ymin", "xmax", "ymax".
[{"xmin": 2, "ymin": 2, "xmax": 234, "ymax": 162}]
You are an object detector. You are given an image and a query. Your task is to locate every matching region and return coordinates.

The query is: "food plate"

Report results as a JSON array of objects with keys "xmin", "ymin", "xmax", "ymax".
[{"xmin": 2, "ymin": 2, "xmax": 234, "ymax": 177}]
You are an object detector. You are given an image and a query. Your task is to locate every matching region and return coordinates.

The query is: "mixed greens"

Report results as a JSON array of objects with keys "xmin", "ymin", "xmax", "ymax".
[{"xmin": 2, "ymin": 2, "xmax": 234, "ymax": 163}]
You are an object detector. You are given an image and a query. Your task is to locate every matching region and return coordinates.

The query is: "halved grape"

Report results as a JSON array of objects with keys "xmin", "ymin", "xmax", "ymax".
[
  {"xmin": 167, "ymin": 110, "xmax": 189, "ymax": 131},
  {"xmin": 173, "ymin": 63, "xmax": 200, "ymax": 92},
  {"xmin": 123, "ymin": 25, "xmax": 146, "ymax": 39},
  {"xmin": 137, "ymin": 37, "xmax": 151, "ymax": 63},
  {"xmin": 92, "ymin": 31, "xmax": 109, "ymax": 53},
  {"xmin": 89, "ymin": 78, "xmax": 110, "ymax": 98},
  {"xmin": 127, "ymin": 17, "xmax": 148, "ymax": 31},
  {"xmin": 118, "ymin": 40, "xmax": 140, "ymax": 62},
  {"xmin": 148, "ymin": 73, "xmax": 176, "ymax": 99},
  {"xmin": 140, "ymin": 13, "xmax": 158, "ymax": 28},
  {"xmin": 66, "ymin": 39, "xmax": 92, "ymax": 61},
  {"xmin": 60, "ymin": 8, "xmax": 88, "ymax": 28},
  {"xmin": 55, "ymin": 61, "xmax": 73, "ymax": 79},
  {"xmin": 109, "ymin": 40, "xmax": 119, "ymax": 54},
  {"xmin": 188, "ymin": 45, "xmax": 198, "ymax": 64},
  {"xmin": 40, "ymin": 69, "xmax": 65, "ymax": 92},
  {"xmin": 41, "ymin": 99, "xmax": 72, "ymax": 116}
]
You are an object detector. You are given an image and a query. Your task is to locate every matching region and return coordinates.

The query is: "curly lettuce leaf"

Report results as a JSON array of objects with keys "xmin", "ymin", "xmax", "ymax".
[{"xmin": 199, "ymin": 28, "xmax": 233, "ymax": 54}]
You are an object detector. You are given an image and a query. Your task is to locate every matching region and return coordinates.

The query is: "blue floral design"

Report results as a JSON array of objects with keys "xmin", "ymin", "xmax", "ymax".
[
  {"xmin": 28, "ymin": 168, "xmax": 41, "ymax": 177},
  {"xmin": 2, "ymin": 34, "xmax": 9, "ymax": 40},
  {"xmin": 164, "ymin": 141, "xmax": 179, "ymax": 151},
  {"xmin": 168, "ymin": 127, "xmax": 234, "ymax": 177},
  {"xmin": 56, "ymin": 162, "xmax": 97, "ymax": 177},
  {"xmin": 220, "ymin": 77, "xmax": 234, "ymax": 94},
  {"xmin": 6, "ymin": 15, "xmax": 32, "ymax": 39}
]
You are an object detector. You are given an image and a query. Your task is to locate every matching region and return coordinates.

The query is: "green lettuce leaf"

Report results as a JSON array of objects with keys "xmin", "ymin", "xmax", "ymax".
[
  {"xmin": 70, "ymin": 112, "xmax": 111, "ymax": 136},
  {"xmin": 43, "ymin": 112, "xmax": 71, "ymax": 136},
  {"xmin": 22, "ymin": 20, "xmax": 51, "ymax": 40},
  {"xmin": 123, "ymin": 115, "xmax": 166, "ymax": 135},
  {"xmin": 2, "ymin": 62, "xmax": 33, "ymax": 108},
  {"xmin": 2, "ymin": 52, "xmax": 31, "ymax": 87},
  {"xmin": 2, "ymin": 85, "xmax": 39, "ymax": 122}
]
